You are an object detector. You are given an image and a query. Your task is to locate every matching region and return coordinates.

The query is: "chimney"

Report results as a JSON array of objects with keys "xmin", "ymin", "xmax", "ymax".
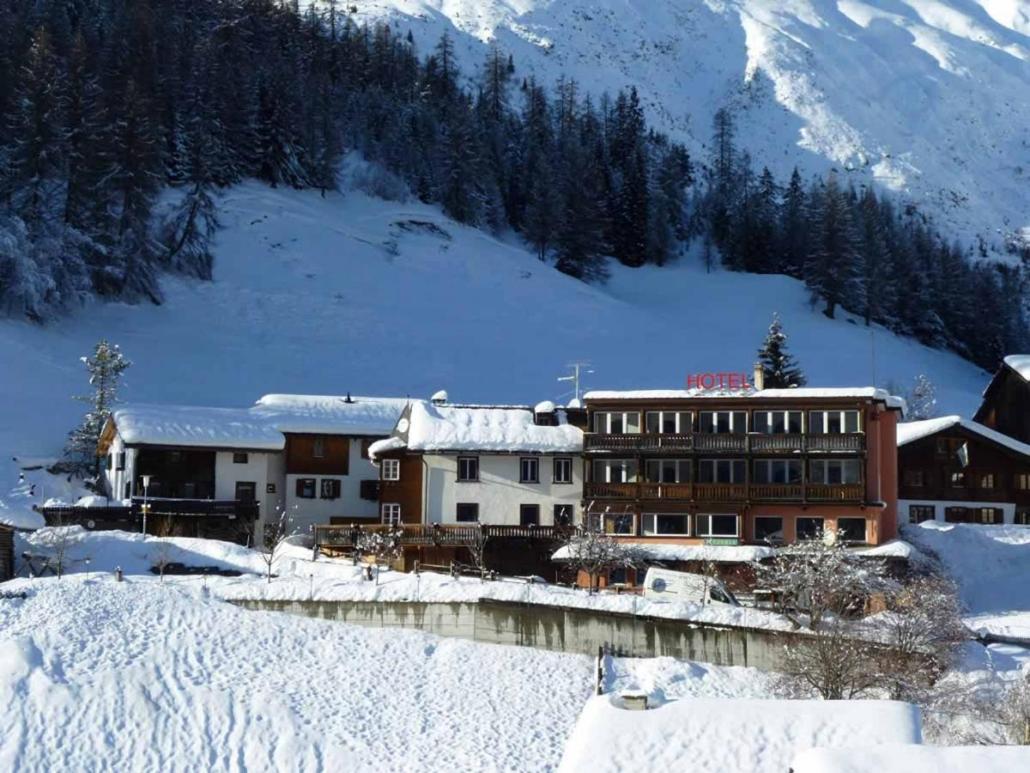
[
  {"xmin": 430, "ymin": 389, "xmax": 448, "ymax": 406},
  {"xmin": 753, "ymin": 362, "xmax": 765, "ymax": 391},
  {"xmin": 344, "ymin": 392, "xmax": 354, "ymax": 404}
]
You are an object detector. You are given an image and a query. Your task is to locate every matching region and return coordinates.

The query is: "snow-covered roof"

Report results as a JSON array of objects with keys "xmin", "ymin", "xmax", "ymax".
[
  {"xmin": 897, "ymin": 415, "xmax": 1030, "ymax": 457},
  {"xmin": 792, "ymin": 744, "xmax": 1029, "ymax": 773},
  {"xmin": 399, "ymin": 401, "xmax": 583, "ymax": 454},
  {"xmin": 1003, "ymin": 354, "xmax": 1030, "ymax": 382},
  {"xmin": 558, "ymin": 695, "xmax": 921, "ymax": 773},
  {"xmin": 111, "ymin": 404, "xmax": 286, "ymax": 450},
  {"xmin": 252, "ymin": 394, "xmax": 409, "ymax": 435},
  {"xmin": 584, "ymin": 387, "xmax": 906, "ymax": 410},
  {"xmin": 552, "ymin": 542, "xmax": 775, "ymax": 564}
]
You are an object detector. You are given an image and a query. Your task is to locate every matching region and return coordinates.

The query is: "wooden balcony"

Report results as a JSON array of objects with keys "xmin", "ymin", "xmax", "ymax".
[
  {"xmin": 314, "ymin": 523, "xmax": 573, "ymax": 550},
  {"xmin": 585, "ymin": 482, "xmax": 864, "ymax": 504},
  {"xmin": 584, "ymin": 432, "xmax": 864, "ymax": 454},
  {"xmin": 132, "ymin": 497, "xmax": 260, "ymax": 519}
]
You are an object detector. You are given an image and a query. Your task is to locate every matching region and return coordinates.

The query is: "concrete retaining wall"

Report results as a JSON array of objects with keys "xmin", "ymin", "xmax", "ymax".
[{"xmin": 229, "ymin": 597, "xmax": 799, "ymax": 669}]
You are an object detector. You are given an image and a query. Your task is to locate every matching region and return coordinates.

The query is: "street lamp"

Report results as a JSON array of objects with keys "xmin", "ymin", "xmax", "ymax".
[{"xmin": 141, "ymin": 475, "xmax": 152, "ymax": 536}]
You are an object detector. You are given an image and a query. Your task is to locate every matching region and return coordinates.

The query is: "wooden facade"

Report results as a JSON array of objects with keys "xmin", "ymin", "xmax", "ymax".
[
  {"xmin": 285, "ymin": 433, "xmax": 350, "ymax": 475},
  {"xmin": 974, "ymin": 359, "xmax": 1030, "ymax": 445},
  {"xmin": 582, "ymin": 393, "xmax": 901, "ymax": 547},
  {"xmin": 376, "ymin": 451, "xmax": 424, "ymax": 525},
  {"xmin": 0, "ymin": 525, "xmax": 13, "ymax": 581},
  {"xmin": 898, "ymin": 421, "xmax": 1030, "ymax": 525}
]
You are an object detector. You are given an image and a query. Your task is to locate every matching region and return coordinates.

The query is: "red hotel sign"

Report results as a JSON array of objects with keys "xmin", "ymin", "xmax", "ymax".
[{"xmin": 686, "ymin": 372, "xmax": 752, "ymax": 390}]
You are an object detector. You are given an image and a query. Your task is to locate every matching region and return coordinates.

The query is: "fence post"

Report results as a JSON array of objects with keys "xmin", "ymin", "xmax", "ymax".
[{"xmin": 595, "ymin": 644, "xmax": 605, "ymax": 695}]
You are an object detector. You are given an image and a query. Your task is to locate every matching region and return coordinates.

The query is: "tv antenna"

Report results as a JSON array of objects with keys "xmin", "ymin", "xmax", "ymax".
[{"xmin": 558, "ymin": 362, "xmax": 594, "ymax": 402}]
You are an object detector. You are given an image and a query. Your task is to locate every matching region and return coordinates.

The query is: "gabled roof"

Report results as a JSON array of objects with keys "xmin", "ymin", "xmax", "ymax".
[
  {"xmin": 897, "ymin": 415, "xmax": 1030, "ymax": 457},
  {"xmin": 1002, "ymin": 355, "xmax": 1030, "ymax": 383},
  {"xmin": 251, "ymin": 394, "xmax": 409, "ymax": 435},
  {"xmin": 584, "ymin": 387, "xmax": 906, "ymax": 411},
  {"xmin": 370, "ymin": 400, "xmax": 583, "ymax": 457},
  {"xmin": 110, "ymin": 404, "xmax": 286, "ymax": 450}
]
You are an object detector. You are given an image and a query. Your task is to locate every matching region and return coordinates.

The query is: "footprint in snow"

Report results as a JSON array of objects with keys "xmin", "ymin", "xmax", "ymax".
[{"xmin": 423, "ymin": 643, "xmax": 436, "ymax": 657}]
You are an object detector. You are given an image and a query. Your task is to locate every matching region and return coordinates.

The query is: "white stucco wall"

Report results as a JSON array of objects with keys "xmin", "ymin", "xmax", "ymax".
[
  {"xmin": 899, "ymin": 498, "xmax": 1016, "ymax": 525},
  {"xmin": 419, "ymin": 453, "xmax": 583, "ymax": 526},
  {"xmin": 282, "ymin": 439, "xmax": 382, "ymax": 534}
]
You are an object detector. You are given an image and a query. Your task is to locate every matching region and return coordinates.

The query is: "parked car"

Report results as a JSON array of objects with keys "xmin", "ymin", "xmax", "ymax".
[{"xmin": 642, "ymin": 567, "xmax": 740, "ymax": 606}]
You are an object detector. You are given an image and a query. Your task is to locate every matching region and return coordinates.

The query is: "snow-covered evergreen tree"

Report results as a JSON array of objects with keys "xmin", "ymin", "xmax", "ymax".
[
  {"xmin": 905, "ymin": 374, "xmax": 938, "ymax": 421},
  {"xmin": 757, "ymin": 313, "xmax": 806, "ymax": 388},
  {"xmin": 64, "ymin": 339, "xmax": 131, "ymax": 477}
]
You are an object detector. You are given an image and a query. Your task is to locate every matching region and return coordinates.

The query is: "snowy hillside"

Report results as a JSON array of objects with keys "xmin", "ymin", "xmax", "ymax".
[
  {"xmin": 347, "ymin": 0, "xmax": 1030, "ymax": 251},
  {"xmin": 0, "ymin": 180, "xmax": 989, "ymax": 466}
]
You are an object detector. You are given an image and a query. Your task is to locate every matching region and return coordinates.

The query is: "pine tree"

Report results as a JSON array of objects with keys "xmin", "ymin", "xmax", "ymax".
[
  {"xmin": 805, "ymin": 173, "xmax": 861, "ymax": 319},
  {"xmin": 757, "ymin": 313, "xmax": 806, "ymax": 388},
  {"xmin": 64, "ymin": 339, "xmax": 131, "ymax": 477},
  {"xmin": 778, "ymin": 168, "xmax": 807, "ymax": 278}
]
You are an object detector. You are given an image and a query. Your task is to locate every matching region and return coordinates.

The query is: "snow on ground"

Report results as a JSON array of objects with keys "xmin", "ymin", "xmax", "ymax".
[
  {"xmin": 0, "ymin": 578, "xmax": 594, "ymax": 772},
  {"xmin": 0, "ymin": 178, "xmax": 991, "ymax": 521},
  {"xmin": 348, "ymin": 0, "xmax": 1030, "ymax": 253},
  {"xmin": 791, "ymin": 743, "xmax": 1030, "ymax": 773},
  {"xmin": 10, "ymin": 528, "xmax": 798, "ymax": 630},
  {"xmin": 903, "ymin": 521, "xmax": 1030, "ymax": 639},
  {"xmin": 557, "ymin": 693, "xmax": 922, "ymax": 772}
]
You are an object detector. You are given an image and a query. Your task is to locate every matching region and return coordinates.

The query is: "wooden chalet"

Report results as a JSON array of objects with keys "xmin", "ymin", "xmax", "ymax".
[
  {"xmin": 974, "ymin": 355, "xmax": 1030, "ymax": 445},
  {"xmin": 898, "ymin": 415, "xmax": 1030, "ymax": 525}
]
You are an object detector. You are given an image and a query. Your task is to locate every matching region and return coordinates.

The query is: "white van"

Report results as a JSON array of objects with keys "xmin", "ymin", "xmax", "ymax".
[{"xmin": 642, "ymin": 567, "xmax": 740, "ymax": 606}]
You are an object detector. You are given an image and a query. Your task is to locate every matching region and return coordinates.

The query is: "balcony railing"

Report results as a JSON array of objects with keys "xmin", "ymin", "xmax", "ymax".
[
  {"xmin": 584, "ymin": 482, "xmax": 864, "ymax": 503},
  {"xmin": 584, "ymin": 432, "xmax": 865, "ymax": 454},
  {"xmin": 131, "ymin": 497, "xmax": 260, "ymax": 519}
]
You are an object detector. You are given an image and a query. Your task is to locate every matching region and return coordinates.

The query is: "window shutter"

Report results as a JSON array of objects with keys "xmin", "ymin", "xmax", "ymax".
[
  {"xmin": 332, "ymin": 480, "xmax": 341, "ymax": 499},
  {"xmin": 296, "ymin": 478, "xmax": 305, "ymax": 497}
]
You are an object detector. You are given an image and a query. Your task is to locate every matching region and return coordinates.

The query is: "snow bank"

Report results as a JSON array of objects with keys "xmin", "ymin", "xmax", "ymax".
[
  {"xmin": 903, "ymin": 521, "xmax": 1030, "ymax": 637},
  {"xmin": 558, "ymin": 695, "xmax": 922, "ymax": 772},
  {"xmin": 402, "ymin": 400, "xmax": 582, "ymax": 453},
  {"xmin": 251, "ymin": 393, "xmax": 408, "ymax": 435},
  {"xmin": 0, "ymin": 580, "xmax": 593, "ymax": 771},
  {"xmin": 897, "ymin": 415, "xmax": 1030, "ymax": 456},
  {"xmin": 552, "ymin": 542, "xmax": 775, "ymax": 564},
  {"xmin": 112, "ymin": 403, "xmax": 285, "ymax": 450},
  {"xmin": 791, "ymin": 744, "xmax": 1030, "ymax": 773}
]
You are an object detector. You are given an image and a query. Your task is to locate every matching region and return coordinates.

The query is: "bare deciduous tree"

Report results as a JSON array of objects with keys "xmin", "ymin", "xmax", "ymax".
[
  {"xmin": 872, "ymin": 574, "xmax": 967, "ymax": 700},
  {"xmin": 260, "ymin": 507, "xmax": 294, "ymax": 584},
  {"xmin": 1000, "ymin": 675, "xmax": 1030, "ymax": 745},
  {"xmin": 460, "ymin": 522, "xmax": 490, "ymax": 580},
  {"xmin": 778, "ymin": 623, "xmax": 882, "ymax": 700},
  {"xmin": 561, "ymin": 528, "xmax": 638, "ymax": 594},
  {"xmin": 355, "ymin": 526, "xmax": 404, "ymax": 566}
]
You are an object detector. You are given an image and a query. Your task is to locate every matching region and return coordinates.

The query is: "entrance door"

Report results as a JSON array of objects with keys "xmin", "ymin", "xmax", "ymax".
[{"xmin": 235, "ymin": 482, "xmax": 256, "ymax": 502}]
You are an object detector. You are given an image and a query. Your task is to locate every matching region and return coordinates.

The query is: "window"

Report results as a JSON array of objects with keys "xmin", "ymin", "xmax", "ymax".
[
  {"xmin": 553, "ymin": 457, "xmax": 573, "ymax": 484},
  {"xmin": 1016, "ymin": 508, "xmax": 1030, "ymax": 526},
  {"xmin": 752, "ymin": 459, "xmax": 802, "ymax": 484},
  {"xmin": 605, "ymin": 513, "xmax": 635, "ymax": 535},
  {"xmin": 456, "ymin": 503, "xmax": 479, "ymax": 523},
  {"xmin": 796, "ymin": 517, "xmax": 824, "ymax": 541},
  {"xmin": 592, "ymin": 459, "xmax": 638, "ymax": 483},
  {"xmin": 233, "ymin": 452, "xmax": 249, "ymax": 464},
  {"xmin": 978, "ymin": 473, "xmax": 996, "ymax": 489},
  {"xmin": 695, "ymin": 514, "xmax": 739, "ymax": 538},
  {"xmin": 808, "ymin": 410, "xmax": 860, "ymax": 434},
  {"xmin": 974, "ymin": 507, "xmax": 1003, "ymax": 525},
  {"xmin": 809, "ymin": 459, "xmax": 861, "ymax": 485},
  {"xmin": 457, "ymin": 456, "xmax": 479, "ymax": 482},
  {"xmin": 1017, "ymin": 473, "xmax": 1030, "ymax": 491},
  {"xmin": 642, "ymin": 513, "xmax": 689, "ymax": 536},
  {"xmin": 553, "ymin": 504, "xmax": 574, "ymax": 526},
  {"xmin": 837, "ymin": 518, "xmax": 867, "ymax": 543},
  {"xmin": 381, "ymin": 503, "xmax": 401, "ymax": 525},
  {"xmin": 519, "ymin": 504, "xmax": 540, "ymax": 526},
  {"xmin": 645, "ymin": 459, "xmax": 691, "ymax": 483},
  {"xmin": 903, "ymin": 470, "xmax": 925, "ymax": 487},
  {"xmin": 520, "ymin": 457, "xmax": 539, "ymax": 484},
  {"xmin": 645, "ymin": 411, "xmax": 692, "ymax": 434},
  {"xmin": 698, "ymin": 459, "xmax": 746, "ymax": 483},
  {"xmin": 592, "ymin": 411, "xmax": 641, "ymax": 434},
  {"xmin": 752, "ymin": 410, "xmax": 802, "ymax": 434},
  {"xmin": 116, "ymin": 452, "xmax": 126, "ymax": 471},
  {"xmin": 312, "ymin": 436, "xmax": 326, "ymax": 458},
  {"xmin": 320, "ymin": 479, "xmax": 341, "ymax": 499},
  {"xmin": 949, "ymin": 471, "xmax": 966, "ymax": 487},
  {"xmin": 235, "ymin": 482, "xmax": 256, "ymax": 502},
  {"xmin": 909, "ymin": 505, "xmax": 935, "ymax": 523},
  {"xmin": 944, "ymin": 507, "xmax": 970, "ymax": 523},
  {"xmin": 699, "ymin": 411, "xmax": 746, "ymax": 434},
  {"xmin": 754, "ymin": 516, "xmax": 784, "ymax": 544},
  {"xmin": 295, "ymin": 478, "xmax": 316, "ymax": 498},
  {"xmin": 381, "ymin": 458, "xmax": 400, "ymax": 481}
]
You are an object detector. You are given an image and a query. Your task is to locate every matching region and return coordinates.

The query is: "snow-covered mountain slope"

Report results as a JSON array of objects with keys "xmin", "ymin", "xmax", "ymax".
[
  {"xmin": 348, "ymin": 0, "xmax": 1030, "ymax": 251},
  {"xmin": 0, "ymin": 179, "xmax": 989, "ymax": 467}
]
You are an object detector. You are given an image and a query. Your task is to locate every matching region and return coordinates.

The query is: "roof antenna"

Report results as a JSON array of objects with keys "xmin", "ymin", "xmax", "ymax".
[{"xmin": 558, "ymin": 362, "xmax": 594, "ymax": 403}]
